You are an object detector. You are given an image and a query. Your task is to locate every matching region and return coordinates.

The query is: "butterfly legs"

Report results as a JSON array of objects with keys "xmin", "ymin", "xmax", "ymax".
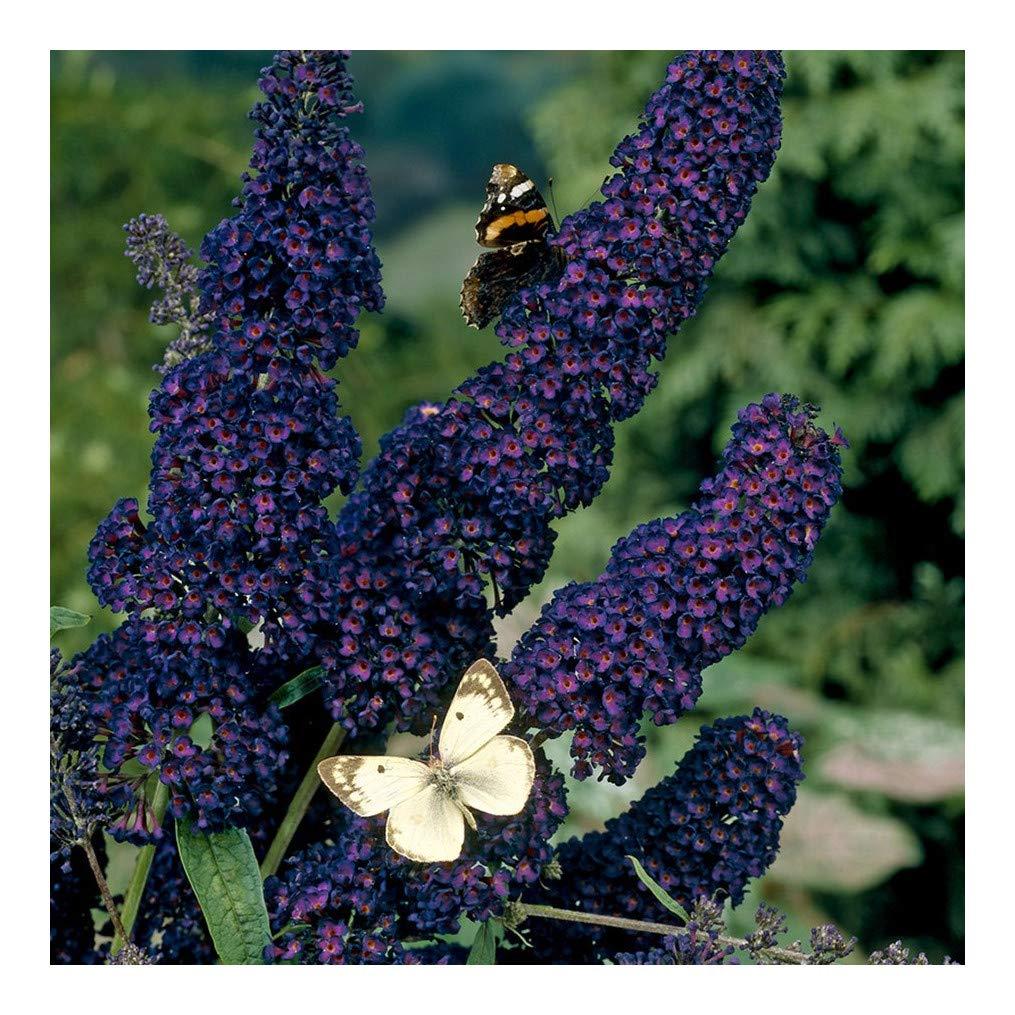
[{"xmin": 453, "ymin": 798, "xmax": 478, "ymax": 832}]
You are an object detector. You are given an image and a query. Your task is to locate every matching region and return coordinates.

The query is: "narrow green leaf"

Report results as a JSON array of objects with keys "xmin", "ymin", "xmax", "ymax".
[
  {"xmin": 50, "ymin": 606, "xmax": 91, "ymax": 638},
  {"xmin": 626, "ymin": 855, "xmax": 690, "ymax": 923},
  {"xmin": 269, "ymin": 666, "xmax": 324, "ymax": 709},
  {"xmin": 176, "ymin": 818, "xmax": 271, "ymax": 964},
  {"xmin": 272, "ymin": 922, "xmax": 310, "ymax": 941},
  {"xmin": 466, "ymin": 920, "xmax": 497, "ymax": 965}
]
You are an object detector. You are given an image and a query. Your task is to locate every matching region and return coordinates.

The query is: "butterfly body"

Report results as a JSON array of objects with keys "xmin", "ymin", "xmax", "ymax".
[
  {"xmin": 318, "ymin": 660, "xmax": 535, "ymax": 863},
  {"xmin": 459, "ymin": 164, "xmax": 563, "ymax": 329}
]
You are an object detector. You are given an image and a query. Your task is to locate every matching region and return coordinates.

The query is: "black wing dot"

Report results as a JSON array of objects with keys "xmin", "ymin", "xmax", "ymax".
[
  {"xmin": 456, "ymin": 711, "xmax": 464, "ymax": 720},
  {"xmin": 377, "ymin": 764, "xmax": 385, "ymax": 773}
]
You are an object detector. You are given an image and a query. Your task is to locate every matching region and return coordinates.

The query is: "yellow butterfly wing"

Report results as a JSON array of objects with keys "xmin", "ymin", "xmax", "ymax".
[
  {"xmin": 317, "ymin": 755, "xmax": 432, "ymax": 817},
  {"xmin": 386, "ymin": 784, "xmax": 465, "ymax": 863},
  {"xmin": 451, "ymin": 735, "xmax": 535, "ymax": 815},
  {"xmin": 438, "ymin": 658, "xmax": 515, "ymax": 767}
]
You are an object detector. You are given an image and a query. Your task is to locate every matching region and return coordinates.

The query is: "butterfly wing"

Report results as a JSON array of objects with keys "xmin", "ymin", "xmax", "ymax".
[
  {"xmin": 317, "ymin": 755, "xmax": 432, "ymax": 817},
  {"xmin": 451, "ymin": 735, "xmax": 536, "ymax": 816},
  {"xmin": 438, "ymin": 659, "xmax": 516, "ymax": 767},
  {"xmin": 475, "ymin": 163, "xmax": 550, "ymax": 248},
  {"xmin": 459, "ymin": 243, "xmax": 562, "ymax": 330},
  {"xmin": 386, "ymin": 784, "xmax": 465, "ymax": 863}
]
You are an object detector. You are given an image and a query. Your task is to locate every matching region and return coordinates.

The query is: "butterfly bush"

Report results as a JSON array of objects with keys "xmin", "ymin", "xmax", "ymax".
[
  {"xmin": 517, "ymin": 709, "xmax": 804, "ymax": 964},
  {"xmin": 69, "ymin": 623, "xmax": 288, "ymax": 842},
  {"xmin": 265, "ymin": 752, "xmax": 567, "ymax": 961},
  {"xmin": 88, "ymin": 51, "xmax": 382, "ymax": 660},
  {"xmin": 77, "ymin": 51, "xmax": 382, "ymax": 840},
  {"xmin": 51, "ymin": 49, "xmax": 871, "ymax": 966},
  {"xmin": 313, "ymin": 49, "xmax": 788, "ymax": 737},
  {"xmin": 503, "ymin": 394, "xmax": 846, "ymax": 782}
]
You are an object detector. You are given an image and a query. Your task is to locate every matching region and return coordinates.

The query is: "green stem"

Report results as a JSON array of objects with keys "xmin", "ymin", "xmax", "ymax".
[
  {"xmin": 513, "ymin": 902, "xmax": 809, "ymax": 965},
  {"xmin": 111, "ymin": 781, "xmax": 170, "ymax": 956},
  {"xmin": 259, "ymin": 723, "xmax": 345, "ymax": 881}
]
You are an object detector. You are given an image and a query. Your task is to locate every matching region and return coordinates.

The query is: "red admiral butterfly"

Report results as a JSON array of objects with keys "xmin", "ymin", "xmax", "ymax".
[{"xmin": 459, "ymin": 164, "xmax": 563, "ymax": 329}]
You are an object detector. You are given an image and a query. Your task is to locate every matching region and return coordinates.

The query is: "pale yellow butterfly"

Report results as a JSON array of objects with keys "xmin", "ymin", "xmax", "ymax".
[{"xmin": 317, "ymin": 659, "xmax": 535, "ymax": 863}]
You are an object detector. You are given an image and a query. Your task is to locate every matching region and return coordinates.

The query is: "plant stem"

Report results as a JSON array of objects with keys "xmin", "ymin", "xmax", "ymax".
[
  {"xmin": 80, "ymin": 833, "xmax": 129, "ymax": 945},
  {"xmin": 111, "ymin": 780, "xmax": 169, "ymax": 957},
  {"xmin": 259, "ymin": 722, "xmax": 345, "ymax": 881},
  {"xmin": 513, "ymin": 902, "xmax": 809, "ymax": 965}
]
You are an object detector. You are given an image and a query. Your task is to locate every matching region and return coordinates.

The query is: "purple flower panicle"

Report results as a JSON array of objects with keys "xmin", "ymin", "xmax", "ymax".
[
  {"xmin": 504, "ymin": 394, "xmax": 845, "ymax": 782},
  {"xmin": 81, "ymin": 51, "xmax": 383, "ymax": 839},
  {"xmin": 200, "ymin": 49, "xmax": 383, "ymax": 370},
  {"xmin": 87, "ymin": 50, "xmax": 382, "ymax": 663},
  {"xmin": 523, "ymin": 709, "xmax": 803, "ymax": 964}
]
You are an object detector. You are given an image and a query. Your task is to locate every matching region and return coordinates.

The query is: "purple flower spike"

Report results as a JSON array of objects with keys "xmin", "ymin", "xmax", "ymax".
[
  {"xmin": 504, "ymin": 394, "xmax": 844, "ymax": 783},
  {"xmin": 520, "ymin": 709, "xmax": 803, "ymax": 964},
  {"xmin": 87, "ymin": 51, "xmax": 382, "ymax": 663}
]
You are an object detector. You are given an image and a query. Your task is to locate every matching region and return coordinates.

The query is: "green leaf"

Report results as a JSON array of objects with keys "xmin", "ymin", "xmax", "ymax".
[
  {"xmin": 626, "ymin": 855, "xmax": 690, "ymax": 923},
  {"xmin": 50, "ymin": 606, "xmax": 91, "ymax": 638},
  {"xmin": 466, "ymin": 920, "xmax": 497, "ymax": 964},
  {"xmin": 268, "ymin": 666, "xmax": 324, "ymax": 709},
  {"xmin": 176, "ymin": 818, "xmax": 271, "ymax": 964}
]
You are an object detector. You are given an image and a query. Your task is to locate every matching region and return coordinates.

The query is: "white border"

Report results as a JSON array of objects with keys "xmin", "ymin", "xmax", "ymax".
[{"xmin": 19, "ymin": 0, "xmax": 1004, "ymax": 1004}]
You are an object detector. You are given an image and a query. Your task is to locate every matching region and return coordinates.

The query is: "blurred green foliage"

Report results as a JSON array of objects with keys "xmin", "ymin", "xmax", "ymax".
[{"xmin": 51, "ymin": 51, "xmax": 963, "ymax": 961}]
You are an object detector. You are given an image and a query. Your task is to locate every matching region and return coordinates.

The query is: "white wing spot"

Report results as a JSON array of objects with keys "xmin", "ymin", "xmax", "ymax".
[{"xmin": 509, "ymin": 180, "xmax": 534, "ymax": 199}]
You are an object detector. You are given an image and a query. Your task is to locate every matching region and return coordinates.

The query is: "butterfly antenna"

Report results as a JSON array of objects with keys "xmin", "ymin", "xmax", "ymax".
[
  {"xmin": 577, "ymin": 180, "xmax": 604, "ymax": 212},
  {"xmin": 547, "ymin": 176, "xmax": 560, "ymax": 229}
]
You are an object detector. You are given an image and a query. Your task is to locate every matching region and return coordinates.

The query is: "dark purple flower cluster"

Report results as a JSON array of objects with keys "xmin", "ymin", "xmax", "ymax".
[
  {"xmin": 87, "ymin": 50, "xmax": 382, "ymax": 664},
  {"xmin": 522, "ymin": 710, "xmax": 803, "ymax": 964},
  {"xmin": 200, "ymin": 50, "xmax": 383, "ymax": 370},
  {"xmin": 313, "ymin": 50, "xmax": 785, "ymax": 736},
  {"xmin": 69, "ymin": 622, "xmax": 288, "ymax": 843},
  {"xmin": 536, "ymin": 49, "xmax": 786, "ymax": 422},
  {"xmin": 131, "ymin": 834, "xmax": 216, "ymax": 964},
  {"xmin": 123, "ymin": 213, "xmax": 213, "ymax": 373},
  {"xmin": 265, "ymin": 752, "xmax": 567, "ymax": 963},
  {"xmin": 503, "ymin": 394, "xmax": 845, "ymax": 782},
  {"xmin": 54, "ymin": 50, "xmax": 823, "ymax": 967}
]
